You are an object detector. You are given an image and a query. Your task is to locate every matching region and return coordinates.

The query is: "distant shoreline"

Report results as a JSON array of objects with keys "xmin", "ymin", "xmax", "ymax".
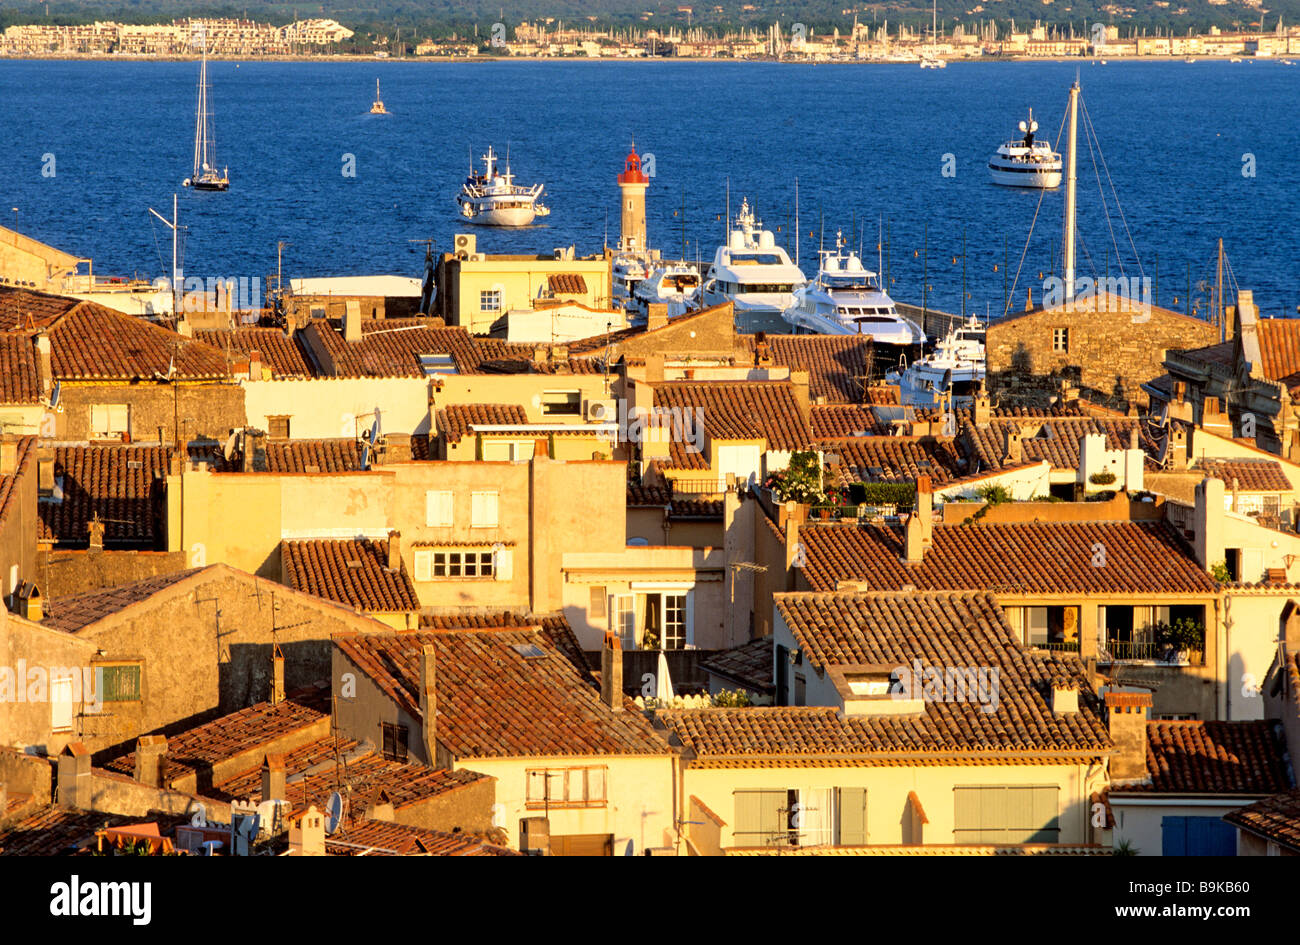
[{"xmin": 0, "ymin": 53, "xmax": 1267, "ymax": 64}]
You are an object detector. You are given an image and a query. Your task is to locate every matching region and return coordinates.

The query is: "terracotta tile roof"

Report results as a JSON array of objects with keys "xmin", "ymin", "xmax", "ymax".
[
  {"xmin": 103, "ymin": 686, "xmax": 332, "ymax": 780},
  {"xmin": 417, "ymin": 611, "xmax": 591, "ymax": 680},
  {"xmin": 326, "ymin": 819, "xmax": 518, "ymax": 856},
  {"xmin": 195, "ymin": 327, "xmax": 316, "ymax": 378},
  {"xmin": 1222, "ymin": 788, "xmax": 1300, "ymax": 851},
  {"xmin": 811, "ymin": 404, "xmax": 891, "ymax": 439},
  {"xmin": 1174, "ymin": 340, "xmax": 1235, "ymax": 369},
  {"xmin": 699, "ymin": 638, "xmax": 775, "ymax": 694},
  {"xmin": 333, "ymin": 629, "xmax": 669, "ymax": 759},
  {"xmin": 1124, "ymin": 721, "xmax": 1293, "ymax": 795},
  {"xmin": 652, "ymin": 381, "xmax": 811, "ymax": 452},
  {"xmin": 470, "ymin": 339, "xmax": 608, "ymax": 375},
  {"xmin": 0, "ymin": 285, "xmax": 80, "ymax": 329},
  {"xmin": 756, "ymin": 335, "xmax": 876, "ymax": 404},
  {"xmin": 796, "ymin": 521, "xmax": 1218, "ymax": 595},
  {"xmin": 964, "ymin": 417, "xmax": 1154, "ymax": 472},
  {"xmin": 1193, "ymin": 458, "xmax": 1292, "ymax": 492},
  {"xmin": 0, "ymin": 807, "xmax": 189, "ymax": 856},
  {"xmin": 41, "ymin": 568, "xmax": 204, "ymax": 632},
  {"xmin": 281, "ymin": 538, "xmax": 419, "ymax": 613},
  {"xmin": 48, "ymin": 301, "xmax": 229, "ymax": 380},
  {"xmin": 1254, "ymin": 318, "xmax": 1300, "ymax": 393},
  {"xmin": 304, "ymin": 319, "xmax": 481, "ymax": 378},
  {"xmin": 626, "ymin": 484, "xmax": 725, "ymax": 518},
  {"xmin": 209, "ymin": 734, "xmax": 490, "ymax": 814},
  {"xmin": 437, "ymin": 403, "xmax": 530, "ymax": 444},
  {"xmin": 546, "ymin": 273, "xmax": 587, "ymax": 295},
  {"xmin": 264, "ymin": 438, "xmax": 364, "ymax": 473},
  {"xmin": 826, "ymin": 438, "xmax": 967, "ymax": 486},
  {"xmin": 760, "ymin": 590, "xmax": 1111, "ymax": 755},
  {"xmin": 0, "ymin": 335, "xmax": 39, "ymax": 403},
  {"xmin": 38, "ymin": 444, "xmax": 172, "ymax": 547},
  {"xmin": 0, "ymin": 437, "xmax": 36, "ymax": 531}
]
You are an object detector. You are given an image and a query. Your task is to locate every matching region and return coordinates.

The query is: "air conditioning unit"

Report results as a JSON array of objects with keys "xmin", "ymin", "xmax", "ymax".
[
  {"xmin": 453, "ymin": 233, "xmax": 476, "ymax": 258},
  {"xmin": 467, "ymin": 253, "xmax": 485, "ymax": 262},
  {"xmin": 585, "ymin": 399, "xmax": 617, "ymax": 422}
]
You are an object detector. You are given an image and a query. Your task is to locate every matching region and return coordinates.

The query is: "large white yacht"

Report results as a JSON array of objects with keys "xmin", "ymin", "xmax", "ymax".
[
  {"xmin": 701, "ymin": 198, "xmax": 806, "ymax": 331},
  {"xmin": 988, "ymin": 109, "xmax": 1062, "ymax": 188},
  {"xmin": 631, "ymin": 263, "xmax": 701, "ymax": 319},
  {"xmin": 782, "ymin": 233, "xmax": 924, "ymax": 344},
  {"xmin": 456, "ymin": 146, "xmax": 550, "ymax": 226},
  {"xmin": 885, "ymin": 315, "xmax": 986, "ymax": 406}
]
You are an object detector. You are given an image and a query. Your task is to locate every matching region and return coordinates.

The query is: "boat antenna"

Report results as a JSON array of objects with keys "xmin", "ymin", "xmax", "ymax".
[
  {"xmin": 818, "ymin": 207, "xmax": 824, "ymax": 255},
  {"xmin": 794, "ymin": 177, "xmax": 800, "ymax": 268},
  {"xmin": 876, "ymin": 215, "xmax": 882, "ymax": 278}
]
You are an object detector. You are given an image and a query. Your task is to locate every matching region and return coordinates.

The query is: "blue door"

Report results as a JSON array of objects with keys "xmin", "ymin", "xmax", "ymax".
[{"xmin": 1161, "ymin": 816, "xmax": 1236, "ymax": 856}]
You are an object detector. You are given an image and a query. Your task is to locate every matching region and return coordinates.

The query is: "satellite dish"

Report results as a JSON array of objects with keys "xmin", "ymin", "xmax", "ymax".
[
  {"xmin": 368, "ymin": 407, "xmax": 381, "ymax": 445},
  {"xmin": 1018, "ymin": 120, "xmax": 1027, "ymax": 132},
  {"xmin": 1029, "ymin": 120, "xmax": 1039, "ymax": 132},
  {"xmin": 325, "ymin": 791, "xmax": 346, "ymax": 835},
  {"xmin": 222, "ymin": 430, "xmax": 239, "ymax": 461}
]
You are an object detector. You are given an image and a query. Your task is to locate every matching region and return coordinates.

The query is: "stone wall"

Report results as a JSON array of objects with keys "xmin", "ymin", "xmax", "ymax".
[
  {"xmin": 39, "ymin": 548, "xmax": 188, "ymax": 599},
  {"xmin": 55, "ymin": 382, "xmax": 246, "ymax": 443}
]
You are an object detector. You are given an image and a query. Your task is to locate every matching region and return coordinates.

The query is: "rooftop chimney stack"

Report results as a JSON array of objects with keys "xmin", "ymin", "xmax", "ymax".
[
  {"xmin": 34, "ymin": 333, "xmax": 52, "ymax": 398},
  {"xmin": 87, "ymin": 515, "xmax": 105, "ymax": 553},
  {"xmin": 133, "ymin": 734, "xmax": 168, "ymax": 788},
  {"xmin": 1003, "ymin": 428, "xmax": 1024, "ymax": 465},
  {"xmin": 1050, "ymin": 679, "xmax": 1079, "ymax": 716},
  {"xmin": 600, "ymin": 632, "xmax": 624, "ymax": 712},
  {"xmin": 387, "ymin": 530, "xmax": 402, "ymax": 572},
  {"xmin": 288, "ymin": 805, "xmax": 326, "ymax": 856},
  {"xmin": 972, "ymin": 384, "xmax": 991, "ymax": 427},
  {"xmin": 57, "ymin": 743, "xmax": 92, "ymax": 809},
  {"xmin": 1105, "ymin": 691, "xmax": 1153, "ymax": 783},
  {"xmin": 262, "ymin": 753, "xmax": 286, "ymax": 803},
  {"xmin": 419, "ymin": 643, "xmax": 438, "ymax": 764},
  {"xmin": 344, "ymin": 299, "xmax": 362, "ymax": 343}
]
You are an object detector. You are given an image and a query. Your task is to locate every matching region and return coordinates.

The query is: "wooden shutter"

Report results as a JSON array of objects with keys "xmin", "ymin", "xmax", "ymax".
[
  {"xmin": 836, "ymin": 787, "xmax": 868, "ymax": 845},
  {"xmin": 426, "ymin": 490, "xmax": 453, "ymax": 527},
  {"xmin": 493, "ymin": 548, "xmax": 513, "ymax": 582},
  {"xmin": 413, "ymin": 550, "xmax": 431, "ymax": 582},
  {"xmin": 734, "ymin": 790, "xmax": 786, "ymax": 846}
]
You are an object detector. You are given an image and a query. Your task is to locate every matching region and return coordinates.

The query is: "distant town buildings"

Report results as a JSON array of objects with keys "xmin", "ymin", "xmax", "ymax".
[{"xmin": 0, "ymin": 18, "xmax": 353, "ymax": 56}]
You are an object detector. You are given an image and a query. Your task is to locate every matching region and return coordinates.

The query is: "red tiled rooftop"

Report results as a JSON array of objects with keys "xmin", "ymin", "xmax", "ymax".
[
  {"xmin": 1193, "ymin": 458, "xmax": 1292, "ymax": 493},
  {"xmin": 437, "ymin": 403, "xmax": 530, "ymax": 444},
  {"xmin": 1222, "ymin": 788, "xmax": 1300, "ymax": 852},
  {"xmin": 811, "ymin": 404, "xmax": 892, "ymax": 439},
  {"xmin": 797, "ymin": 521, "xmax": 1218, "ymax": 595},
  {"xmin": 653, "ymin": 381, "xmax": 811, "ymax": 452},
  {"xmin": 1128, "ymin": 721, "xmax": 1293, "ymax": 795},
  {"xmin": 698, "ymin": 638, "xmax": 775, "ymax": 695},
  {"xmin": 195, "ymin": 326, "xmax": 316, "ymax": 378},
  {"xmin": 303, "ymin": 318, "xmax": 481, "ymax": 378},
  {"xmin": 757, "ymin": 334, "xmax": 876, "ymax": 404},
  {"xmin": 41, "ymin": 568, "xmax": 205, "ymax": 632},
  {"xmin": 38, "ymin": 444, "xmax": 173, "ymax": 547},
  {"xmin": 333, "ymin": 628, "xmax": 669, "ymax": 759},
  {"xmin": 326, "ymin": 819, "xmax": 519, "ymax": 856},
  {"xmin": 263, "ymin": 438, "xmax": 364, "ymax": 473},
  {"xmin": 281, "ymin": 538, "xmax": 419, "ymax": 614},
  {"xmin": 0, "ymin": 335, "xmax": 39, "ymax": 403}
]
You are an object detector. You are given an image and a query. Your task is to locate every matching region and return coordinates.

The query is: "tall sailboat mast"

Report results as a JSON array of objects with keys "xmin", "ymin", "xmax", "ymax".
[{"xmin": 1063, "ymin": 78, "xmax": 1080, "ymax": 300}]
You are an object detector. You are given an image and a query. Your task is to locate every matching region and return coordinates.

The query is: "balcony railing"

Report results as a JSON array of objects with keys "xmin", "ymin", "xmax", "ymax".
[
  {"xmin": 1098, "ymin": 640, "xmax": 1160, "ymax": 662},
  {"xmin": 1031, "ymin": 640, "xmax": 1081, "ymax": 653},
  {"xmin": 671, "ymin": 478, "xmax": 730, "ymax": 496}
]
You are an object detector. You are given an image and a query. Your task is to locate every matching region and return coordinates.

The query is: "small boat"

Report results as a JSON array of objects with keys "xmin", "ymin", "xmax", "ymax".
[
  {"xmin": 611, "ymin": 254, "xmax": 652, "ymax": 305},
  {"xmin": 631, "ymin": 264, "xmax": 701, "ymax": 319},
  {"xmin": 456, "ymin": 146, "xmax": 550, "ymax": 227},
  {"xmin": 370, "ymin": 79, "xmax": 388, "ymax": 114},
  {"xmin": 701, "ymin": 198, "xmax": 807, "ymax": 332},
  {"xmin": 1184, "ymin": 57, "xmax": 1196, "ymax": 63},
  {"xmin": 182, "ymin": 32, "xmax": 228, "ymax": 191},
  {"xmin": 988, "ymin": 108, "xmax": 1062, "ymax": 189},
  {"xmin": 919, "ymin": 0, "xmax": 946, "ymax": 68}
]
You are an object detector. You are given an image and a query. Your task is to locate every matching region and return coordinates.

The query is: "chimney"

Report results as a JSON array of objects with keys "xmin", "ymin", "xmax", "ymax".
[
  {"xmin": 242, "ymin": 429, "xmax": 264, "ymax": 473},
  {"xmin": 755, "ymin": 331, "xmax": 772, "ymax": 367},
  {"xmin": 34, "ymin": 333, "xmax": 52, "ymax": 398},
  {"xmin": 1003, "ymin": 428, "xmax": 1024, "ymax": 465},
  {"xmin": 1193, "ymin": 476, "xmax": 1226, "ymax": 569},
  {"xmin": 57, "ymin": 743, "xmax": 92, "ymax": 809},
  {"xmin": 915, "ymin": 474, "xmax": 933, "ymax": 544},
  {"xmin": 387, "ymin": 530, "xmax": 402, "ymax": 571},
  {"xmin": 270, "ymin": 643, "xmax": 285, "ymax": 705},
  {"xmin": 1050, "ymin": 678, "xmax": 1079, "ymax": 716},
  {"xmin": 133, "ymin": 734, "xmax": 168, "ymax": 788},
  {"xmin": 87, "ymin": 515, "xmax": 105, "ymax": 553},
  {"xmin": 601, "ymin": 632, "xmax": 624, "ymax": 711},
  {"xmin": 903, "ymin": 514, "xmax": 926, "ymax": 563},
  {"xmin": 1129, "ymin": 428, "xmax": 1139, "ymax": 450},
  {"xmin": 972, "ymin": 384, "xmax": 991, "ymax": 427},
  {"xmin": 288, "ymin": 805, "xmax": 325, "ymax": 856},
  {"xmin": 789, "ymin": 369, "xmax": 811, "ymax": 423},
  {"xmin": 381, "ymin": 433, "xmax": 412, "ymax": 464},
  {"xmin": 0, "ymin": 439, "xmax": 17, "ymax": 475},
  {"xmin": 20, "ymin": 583, "xmax": 42, "ymax": 622},
  {"xmin": 419, "ymin": 643, "xmax": 438, "ymax": 764},
  {"xmin": 344, "ymin": 299, "xmax": 362, "ymax": 343},
  {"xmin": 1105, "ymin": 691, "xmax": 1153, "ymax": 782},
  {"xmin": 261, "ymin": 753, "xmax": 286, "ymax": 803},
  {"xmin": 644, "ymin": 352, "xmax": 665, "ymax": 384},
  {"xmin": 647, "ymin": 303, "xmax": 669, "ymax": 332},
  {"xmin": 248, "ymin": 349, "xmax": 262, "ymax": 380}
]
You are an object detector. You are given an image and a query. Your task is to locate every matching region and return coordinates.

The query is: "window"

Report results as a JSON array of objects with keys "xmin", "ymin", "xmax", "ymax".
[
  {"xmin": 525, "ymin": 766, "xmax": 607, "ymax": 808},
  {"xmin": 482, "ymin": 440, "xmax": 531, "ymax": 461},
  {"xmin": 470, "ymin": 491, "xmax": 499, "ymax": 528},
  {"xmin": 413, "ymin": 548, "xmax": 501, "ymax": 580},
  {"xmin": 381, "ymin": 722, "xmax": 408, "ymax": 762},
  {"xmin": 953, "ymin": 786, "xmax": 1060, "ymax": 844},
  {"xmin": 90, "ymin": 404, "xmax": 129, "ymax": 439},
  {"xmin": 616, "ymin": 589, "xmax": 693, "ymax": 650},
  {"xmin": 267, "ymin": 416, "xmax": 291, "ymax": 439},
  {"xmin": 425, "ymin": 490, "xmax": 453, "ymax": 527},
  {"xmin": 610, "ymin": 593, "xmax": 635, "ymax": 648},
  {"xmin": 589, "ymin": 586, "xmax": 606, "ymax": 619},
  {"xmin": 96, "ymin": 664, "xmax": 142, "ymax": 702},
  {"xmin": 541, "ymin": 390, "xmax": 582, "ymax": 416},
  {"xmin": 662, "ymin": 593, "xmax": 687, "ymax": 649},
  {"xmin": 480, "ymin": 289, "xmax": 502, "ymax": 313},
  {"xmin": 1052, "ymin": 328, "xmax": 1069, "ymax": 352},
  {"xmin": 733, "ymin": 788, "xmax": 867, "ymax": 848}
]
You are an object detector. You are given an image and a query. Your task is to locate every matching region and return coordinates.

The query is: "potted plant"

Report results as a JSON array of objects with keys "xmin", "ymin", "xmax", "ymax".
[{"xmin": 1157, "ymin": 618, "xmax": 1204, "ymax": 663}]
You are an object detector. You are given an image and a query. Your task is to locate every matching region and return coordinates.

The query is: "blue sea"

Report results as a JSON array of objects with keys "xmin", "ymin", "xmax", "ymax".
[{"xmin": 1, "ymin": 58, "xmax": 1297, "ymax": 318}]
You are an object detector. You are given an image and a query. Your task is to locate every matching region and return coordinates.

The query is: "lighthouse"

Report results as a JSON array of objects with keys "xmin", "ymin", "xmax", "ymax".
[{"xmin": 617, "ymin": 146, "xmax": 649, "ymax": 253}]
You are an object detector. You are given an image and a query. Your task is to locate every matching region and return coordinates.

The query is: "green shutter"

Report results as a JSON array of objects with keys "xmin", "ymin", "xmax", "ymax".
[
  {"xmin": 99, "ymin": 665, "xmax": 141, "ymax": 702},
  {"xmin": 836, "ymin": 787, "xmax": 868, "ymax": 845},
  {"xmin": 954, "ymin": 786, "xmax": 1060, "ymax": 845},
  {"xmin": 734, "ymin": 790, "xmax": 787, "ymax": 847}
]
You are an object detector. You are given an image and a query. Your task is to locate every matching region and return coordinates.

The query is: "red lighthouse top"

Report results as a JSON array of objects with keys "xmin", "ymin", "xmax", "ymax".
[{"xmin": 618, "ymin": 149, "xmax": 649, "ymax": 185}]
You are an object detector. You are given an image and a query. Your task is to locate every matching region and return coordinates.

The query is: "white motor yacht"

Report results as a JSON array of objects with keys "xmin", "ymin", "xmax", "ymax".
[
  {"xmin": 886, "ymin": 315, "xmax": 986, "ymax": 406},
  {"xmin": 631, "ymin": 263, "xmax": 701, "ymax": 318},
  {"xmin": 701, "ymin": 198, "xmax": 807, "ymax": 332},
  {"xmin": 988, "ymin": 109, "xmax": 1062, "ymax": 188},
  {"xmin": 456, "ymin": 146, "xmax": 550, "ymax": 226},
  {"xmin": 782, "ymin": 233, "xmax": 924, "ymax": 344}
]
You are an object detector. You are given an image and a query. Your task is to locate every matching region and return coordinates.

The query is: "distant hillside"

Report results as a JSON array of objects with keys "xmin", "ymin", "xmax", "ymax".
[{"xmin": 1, "ymin": 0, "xmax": 1295, "ymax": 37}]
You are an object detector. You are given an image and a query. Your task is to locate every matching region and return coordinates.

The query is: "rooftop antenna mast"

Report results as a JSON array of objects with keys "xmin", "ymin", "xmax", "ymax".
[{"xmin": 147, "ymin": 193, "xmax": 183, "ymax": 316}]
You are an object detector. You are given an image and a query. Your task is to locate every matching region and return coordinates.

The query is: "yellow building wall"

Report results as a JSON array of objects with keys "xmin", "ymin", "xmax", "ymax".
[
  {"xmin": 454, "ymin": 753, "xmax": 678, "ymax": 854},
  {"xmin": 682, "ymin": 760, "xmax": 1097, "ymax": 849},
  {"xmin": 456, "ymin": 259, "xmax": 613, "ymax": 335}
]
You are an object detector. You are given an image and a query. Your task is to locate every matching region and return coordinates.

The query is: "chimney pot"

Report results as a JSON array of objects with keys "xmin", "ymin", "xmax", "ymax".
[
  {"xmin": 387, "ymin": 530, "xmax": 402, "ymax": 572},
  {"xmin": 1104, "ymin": 691, "xmax": 1153, "ymax": 782},
  {"xmin": 262, "ymin": 753, "xmax": 286, "ymax": 803}
]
